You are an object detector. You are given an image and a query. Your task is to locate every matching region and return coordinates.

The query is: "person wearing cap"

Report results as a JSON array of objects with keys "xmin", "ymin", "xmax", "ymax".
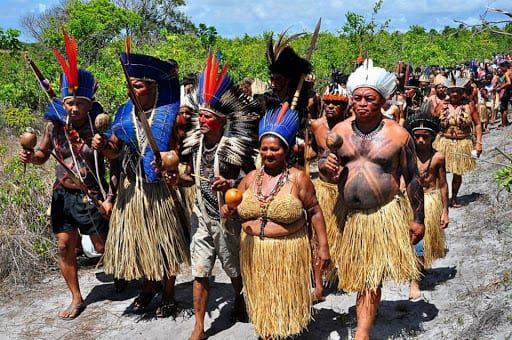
[
  {"xmin": 92, "ymin": 52, "xmax": 190, "ymax": 318},
  {"xmin": 433, "ymin": 76, "xmax": 483, "ymax": 208},
  {"xmin": 19, "ymin": 30, "xmax": 113, "ymax": 320},
  {"xmin": 310, "ymin": 77, "xmax": 349, "ymax": 300},
  {"xmin": 221, "ymin": 105, "xmax": 330, "ymax": 339},
  {"xmin": 405, "ymin": 107, "xmax": 448, "ymax": 302},
  {"xmin": 178, "ymin": 50, "xmax": 263, "ymax": 340},
  {"xmin": 319, "ymin": 59, "xmax": 424, "ymax": 340}
]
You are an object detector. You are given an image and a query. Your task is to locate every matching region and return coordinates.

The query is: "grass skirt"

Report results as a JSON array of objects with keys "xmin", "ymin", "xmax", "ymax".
[
  {"xmin": 421, "ymin": 190, "xmax": 446, "ymax": 268},
  {"xmin": 333, "ymin": 194, "xmax": 419, "ymax": 292},
  {"xmin": 314, "ymin": 178, "xmax": 342, "ymax": 283},
  {"xmin": 177, "ymin": 163, "xmax": 195, "ymax": 224},
  {"xmin": 240, "ymin": 227, "xmax": 312, "ymax": 339},
  {"xmin": 434, "ymin": 136, "xmax": 475, "ymax": 175},
  {"xmin": 104, "ymin": 176, "xmax": 191, "ymax": 281}
]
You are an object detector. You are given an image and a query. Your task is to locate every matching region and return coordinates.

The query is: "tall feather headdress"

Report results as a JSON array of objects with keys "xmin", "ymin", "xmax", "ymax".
[
  {"xmin": 52, "ymin": 27, "xmax": 96, "ymax": 100},
  {"xmin": 181, "ymin": 50, "xmax": 263, "ymax": 166},
  {"xmin": 443, "ymin": 73, "xmax": 469, "ymax": 89},
  {"xmin": 197, "ymin": 49, "xmax": 233, "ymax": 116},
  {"xmin": 346, "ymin": 58, "xmax": 397, "ymax": 99},
  {"xmin": 113, "ymin": 44, "xmax": 180, "ymax": 182}
]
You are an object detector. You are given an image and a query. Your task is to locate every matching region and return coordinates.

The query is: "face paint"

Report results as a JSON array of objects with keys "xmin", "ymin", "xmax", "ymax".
[{"xmin": 199, "ymin": 114, "xmax": 224, "ymax": 131}]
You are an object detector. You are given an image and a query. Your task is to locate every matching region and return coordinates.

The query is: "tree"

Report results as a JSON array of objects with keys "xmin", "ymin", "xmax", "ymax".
[
  {"xmin": 339, "ymin": 0, "xmax": 390, "ymax": 66},
  {"xmin": 0, "ymin": 28, "xmax": 21, "ymax": 50},
  {"xmin": 41, "ymin": 0, "xmax": 140, "ymax": 65},
  {"xmin": 113, "ymin": 0, "xmax": 196, "ymax": 44}
]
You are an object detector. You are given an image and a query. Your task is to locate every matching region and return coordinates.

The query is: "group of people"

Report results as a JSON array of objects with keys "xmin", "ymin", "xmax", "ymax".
[{"xmin": 20, "ymin": 27, "xmax": 492, "ymax": 340}]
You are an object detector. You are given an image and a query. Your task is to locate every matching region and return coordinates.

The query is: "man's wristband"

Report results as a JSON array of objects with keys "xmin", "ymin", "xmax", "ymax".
[{"xmin": 476, "ymin": 140, "xmax": 483, "ymax": 145}]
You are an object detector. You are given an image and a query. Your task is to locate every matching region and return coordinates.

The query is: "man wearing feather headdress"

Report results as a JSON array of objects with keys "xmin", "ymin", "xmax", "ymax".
[
  {"xmin": 319, "ymin": 59, "xmax": 425, "ymax": 340},
  {"xmin": 178, "ymin": 50, "xmax": 262, "ymax": 340},
  {"xmin": 92, "ymin": 50, "xmax": 190, "ymax": 318},
  {"xmin": 19, "ymin": 29, "xmax": 114, "ymax": 320}
]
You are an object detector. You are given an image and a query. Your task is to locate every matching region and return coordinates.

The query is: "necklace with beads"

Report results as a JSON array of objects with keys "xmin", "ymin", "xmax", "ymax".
[
  {"xmin": 352, "ymin": 119, "xmax": 384, "ymax": 140},
  {"xmin": 255, "ymin": 166, "xmax": 289, "ymax": 239}
]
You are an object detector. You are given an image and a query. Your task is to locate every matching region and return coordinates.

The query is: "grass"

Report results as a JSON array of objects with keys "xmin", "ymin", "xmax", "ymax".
[{"xmin": 0, "ymin": 132, "xmax": 57, "ymax": 295}]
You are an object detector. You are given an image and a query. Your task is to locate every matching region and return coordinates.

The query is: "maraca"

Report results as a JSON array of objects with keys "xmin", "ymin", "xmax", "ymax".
[
  {"xmin": 95, "ymin": 113, "xmax": 111, "ymax": 134},
  {"xmin": 225, "ymin": 188, "xmax": 243, "ymax": 209},
  {"xmin": 325, "ymin": 132, "xmax": 343, "ymax": 180},
  {"xmin": 20, "ymin": 127, "xmax": 37, "ymax": 173},
  {"xmin": 162, "ymin": 150, "xmax": 180, "ymax": 171},
  {"xmin": 326, "ymin": 132, "xmax": 343, "ymax": 153}
]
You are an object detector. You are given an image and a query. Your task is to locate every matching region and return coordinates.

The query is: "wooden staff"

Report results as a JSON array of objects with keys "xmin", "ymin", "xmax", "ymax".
[
  {"xmin": 24, "ymin": 52, "xmax": 57, "ymax": 99},
  {"xmin": 290, "ymin": 18, "xmax": 321, "ymax": 177}
]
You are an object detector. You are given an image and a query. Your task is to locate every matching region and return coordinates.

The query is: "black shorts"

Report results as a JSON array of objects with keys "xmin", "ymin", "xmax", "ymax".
[
  {"xmin": 500, "ymin": 88, "xmax": 511, "ymax": 112},
  {"xmin": 51, "ymin": 184, "xmax": 109, "ymax": 235}
]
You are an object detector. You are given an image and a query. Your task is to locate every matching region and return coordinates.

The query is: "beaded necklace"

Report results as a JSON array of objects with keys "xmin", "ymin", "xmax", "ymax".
[
  {"xmin": 352, "ymin": 119, "xmax": 384, "ymax": 140},
  {"xmin": 255, "ymin": 166, "xmax": 289, "ymax": 239}
]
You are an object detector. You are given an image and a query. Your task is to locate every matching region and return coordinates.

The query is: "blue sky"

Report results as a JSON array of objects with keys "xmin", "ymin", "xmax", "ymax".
[{"xmin": 2, "ymin": 0, "xmax": 510, "ymax": 42}]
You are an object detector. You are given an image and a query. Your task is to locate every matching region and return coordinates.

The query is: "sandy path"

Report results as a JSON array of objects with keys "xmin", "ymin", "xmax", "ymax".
[{"xmin": 1, "ymin": 124, "xmax": 511, "ymax": 340}]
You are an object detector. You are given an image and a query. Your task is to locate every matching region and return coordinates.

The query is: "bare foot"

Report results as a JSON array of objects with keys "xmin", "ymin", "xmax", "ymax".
[
  {"xmin": 409, "ymin": 279, "xmax": 422, "ymax": 301},
  {"xmin": 189, "ymin": 329, "xmax": 208, "ymax": 340}
]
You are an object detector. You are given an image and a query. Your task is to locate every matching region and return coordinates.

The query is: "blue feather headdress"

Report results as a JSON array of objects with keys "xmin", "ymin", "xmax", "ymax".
[
  {"xmin": 258, "ymin": 102, "xmax": 299, "ymax": 149},
  {"xmin": 113, "ymin": 50, "xmax": 180, "ymax": 182}
]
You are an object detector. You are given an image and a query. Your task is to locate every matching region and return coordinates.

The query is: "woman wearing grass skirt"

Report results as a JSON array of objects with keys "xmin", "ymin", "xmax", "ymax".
[{"xmin": 222, "ymin": 104, "xmax": 330, "ymax": 339}]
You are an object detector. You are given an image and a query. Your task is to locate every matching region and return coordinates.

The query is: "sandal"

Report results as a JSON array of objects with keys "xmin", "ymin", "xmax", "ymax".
[
  {"xmin": 59, "ymin": 302, "xmax": 86, "ymax": 320},
  {"xmin": 156, "ymin": 301, "xmax": 177, "ymax": 318}
]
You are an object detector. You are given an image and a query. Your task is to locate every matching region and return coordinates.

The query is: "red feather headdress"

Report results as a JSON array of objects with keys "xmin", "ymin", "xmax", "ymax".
[{"xmin": 52, "ymin": 27, "xmax": 78, "ymax": 95}]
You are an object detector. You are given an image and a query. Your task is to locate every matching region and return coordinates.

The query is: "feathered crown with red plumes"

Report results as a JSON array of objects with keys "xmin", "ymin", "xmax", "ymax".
[
  {"xmin": 181, "ymin": 50, "xmax": 263, "ymax": 166},
  {"xmin": 52, "ymin": 27, "xmax": 96, "ymax": 100},
  {"xmin": 197, "ymin": 49, "xmax": 233, "ymax": 117}
]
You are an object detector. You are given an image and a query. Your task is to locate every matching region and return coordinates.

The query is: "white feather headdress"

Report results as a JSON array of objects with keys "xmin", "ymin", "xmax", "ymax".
[{"xmin": 347, "ymin": 59, "xmax": 397, "ymax": 98}]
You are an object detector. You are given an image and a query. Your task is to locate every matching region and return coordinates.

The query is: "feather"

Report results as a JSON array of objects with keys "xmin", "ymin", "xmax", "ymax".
[
  {"xmin": 52, "ymin": 27, "xmax": 78, "ymax": 94},
  {"xmin": 125, "ymin": 36, "xmax": 131, "ymax": 64},
  {"xmin": 266, "ymin": 29, "xmax": 305, "ymax": 65},
  {"xmin": 276, "ymin": 101, "xmax": 289, "ymax": 124}
]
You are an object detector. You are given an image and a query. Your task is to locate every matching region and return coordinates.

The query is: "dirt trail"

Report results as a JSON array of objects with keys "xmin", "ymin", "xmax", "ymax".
[{"xmin": 1, "ymin": 124, "xmax": 511, "ymax": 340}]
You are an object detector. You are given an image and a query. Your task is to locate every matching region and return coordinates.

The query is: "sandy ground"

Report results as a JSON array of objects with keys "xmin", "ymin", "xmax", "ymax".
[{"xmin": 1, "ymin": 123, "xmax": 512, "ymax": 340}]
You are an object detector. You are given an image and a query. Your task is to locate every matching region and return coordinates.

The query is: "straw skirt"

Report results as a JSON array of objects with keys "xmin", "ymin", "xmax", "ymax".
[
  {"xmin": 421, "ymin": 189, "xmax": 446, "ymax": 268},
  {"xmin": 104, "ymin": 176, "xmax": 190, "ymax": 281},
  {"xmin": 332, "ymin": 194, "xmax": 419, "ymax": 292},
  {"xmin": 435, "ymin": 136, "xmax": 475, "ymax": 175},
  {"xmin": 240, "ymin": 227, "xmax": 312, "ymax": 339},
  {"xmin": 314, "ymin": 178, "xmax": 343, "ymax": 283}
]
